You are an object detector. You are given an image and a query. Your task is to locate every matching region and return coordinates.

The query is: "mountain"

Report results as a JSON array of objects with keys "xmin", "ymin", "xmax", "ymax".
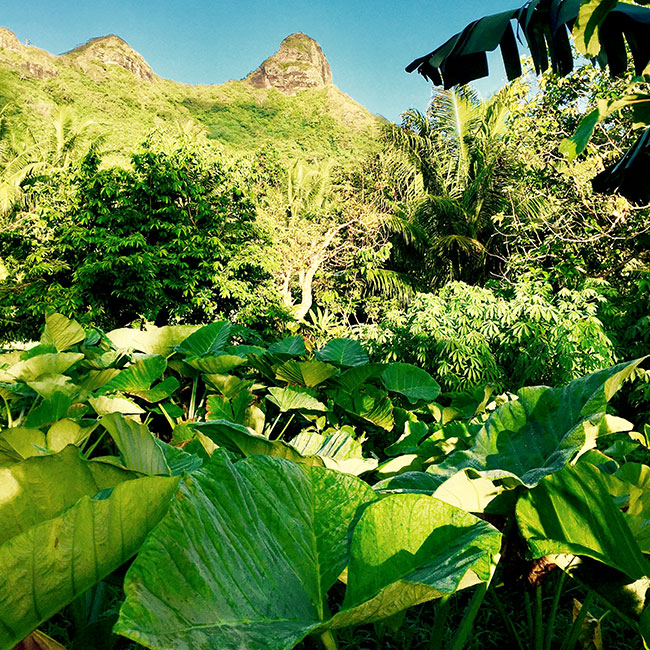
[
  {"xmin": 245, "ymin": 33, "xmax": 332, "ymax": 95},
  {"xmin": 62, "ymin": 34, "xmax": 156, "ymax": 82},
  {"xmin": 0, "ymin": 29, "xmax": 380, "ymax": 161}
]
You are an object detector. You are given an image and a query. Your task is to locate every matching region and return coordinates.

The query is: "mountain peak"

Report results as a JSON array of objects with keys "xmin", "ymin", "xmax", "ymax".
[
  {"xmin": 245, "ymin": 33, "xmax": 332, "ymax": 95},
  {"xmin": 62, "ymin": 34, "xmax": 155, "ymax": 82},
  {"xmin": 0, "ymin": 27, "xmax": 21, "ymax": 52}
]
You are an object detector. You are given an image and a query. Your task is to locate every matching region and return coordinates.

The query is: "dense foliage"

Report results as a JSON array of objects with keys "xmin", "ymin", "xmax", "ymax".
[
  {"xmin": 0, "ymin": 314, "xmax": 648, "ymax": 650},
  {"xmin": 1, "ymin": 2, "xmax": 650, "ymax": 647}
]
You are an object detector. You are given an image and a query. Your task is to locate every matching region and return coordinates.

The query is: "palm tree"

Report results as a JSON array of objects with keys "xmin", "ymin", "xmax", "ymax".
[{"xmin": 385, "ymin": 85, "xmax": 518, "ymax": 285}]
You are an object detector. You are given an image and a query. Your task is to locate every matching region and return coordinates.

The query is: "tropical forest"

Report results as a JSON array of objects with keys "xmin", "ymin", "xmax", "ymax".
[{"xmin": 1, "ymin": 0, "xmax": 650, "ymax": 648}]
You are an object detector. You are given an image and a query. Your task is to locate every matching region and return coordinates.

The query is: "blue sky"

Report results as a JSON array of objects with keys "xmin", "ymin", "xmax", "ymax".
[{"xmin": 3, "ymin": 0, "xmax": 518, "ymax": 122}]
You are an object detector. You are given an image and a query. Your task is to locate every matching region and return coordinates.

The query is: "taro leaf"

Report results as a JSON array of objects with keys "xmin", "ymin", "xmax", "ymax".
[
  {"xmin": 612, "ymin": 463, "xmax": 650, "ymax": 552},
  {"xmin": 427, "ymin": 359, "xmax": 643, "ymax": 488},
  {"xmin": 316, "ymin": 339, "xmax": 369, "ymax": 367},
  {"xmin": 275, "ymin": 360, "xmax": 339, "ymax": 387},
  {"xmin": 0, "ymin": 449, "xmax": 180, "ymax": 649},
  {"xmin": 47, "ymin": 419, "xmax": 97, "ymax": 452},
  {"xmin": 334, "ymin": 364, "xmax": 385, "ymax": 392},
  {"xmin": 203, "ymin": 373, "xmax": 253, "ymax": 398},
  {"xmin": 0, "ymin": 428, "xmax": 49, "ymax": 464},
  {"xmin": 79, "ymin": 369, "xmax": 121, "ymax": 392},
  {"xmin": 381, "ymin": 363, "xmax": 441, "ymax": 403},
  {"xmin": 158, "ymin": 440, "xmax": 204, "ymax": 476},
  {"xmin": 185, "ymin": 354, "xmax": 246, "ymax": 374},
  {"xmin": 375, "ymin": 470, "xmax": 448, "ymax": 495},
  {"xmin": 290, "ymin": 430, "xmax": 378, "ymax": 475},
  {"xmin": 25, "ymin": 393, "xmax": 73, "ymax": 428},
  {"xmin": 431, "ymin": 471, "xmax": 505, "ymax": 514},
  {"xmin": 332, "ymin": 385, "xmax": 394, "ymax": 431},
  {"xmin": 99, "ymin": 356, "xmax": 179, "ymax": 402},
  {"xmin": 115, "ymin": 453, "xmax": 375, "ymax": 650},
  {"xmin": 26, "ymin": 374, "xmax": 78, "ymax": 400},
  {"xmin": 225, "ymin": 344, "xmax": 266, "ymax": 357},
  {"xmin": 101, "ymin": 413, "xmax": 170, "ymax": 476},
  {"xmin": 517, "ymin": 463, "xmax": 650, "ymax": 581},
  {"xmin": 267, "ymin": 386, "xmax": 327, "ymax": 412},
  {"xmin": 0, "ymin": 447, "xmax": 133, "ymax": 544},
  {"xmin": 324, "ymin": 494, "xmax": 502, "ymax": 628},
  {"xmin": 267, "ymin": 336, "xmax": 306, "ymax": 358},
  {"xmin": 196, "ymin": 420, "xmax": 324, "ymax": 467},
  {"xmin": 8, "ymin": 353, "xmax": 84, "ymax": 382},
  {"xmin": 207, "ymin": 391, "xmax": 251, "ymax": 422},
  {"xmin": 376, "ymin": 455, "xmax": 424, "ymax": 478},
  {"xmin": 88, "ymin": 396, "xmax": 144, "ymax": 416},
  {"xmin": 107, "ymin": 325, "xmax": 198, "ymax": 357},
  {"xmin": 174, "ymin": 321, "xmax": 232, "ymax": 357},
  {"xmin": 41, "ymin": 313, "xmax": 85, "ymax": 352},
  {"xmin": 385, "ymin": 419, "xmax": 430, "ymax": 456}
]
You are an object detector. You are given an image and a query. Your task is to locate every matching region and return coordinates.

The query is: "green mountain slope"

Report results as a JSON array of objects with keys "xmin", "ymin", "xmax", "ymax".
[{"xmin": 0, "ymin": 28, "xmax": 381, "ymax": 160}]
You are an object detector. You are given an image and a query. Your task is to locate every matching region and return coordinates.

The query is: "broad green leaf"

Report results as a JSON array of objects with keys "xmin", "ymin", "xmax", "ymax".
[
  {"xmin": 0, "ymin": 427, "xmax": 47, "ymax": 464},
  {"xmin": 206, "ymin": 391, "xmax": 251, "ymax": 423},
  {"xmin": 275, "ymin": 360, "xmax": 339, "ymax": 387},
  {"xmin": 560, "ymin": 94, "xmax": 650, "ymax": 160},
  {"xmin": 325, "ymin": 494, "xmax": 501, "ymax": 628},
  {"xmin": 290, "ymin": 430, "xmax": 378, "ymax": 475},
  {"xmin": 185, "ymin": 354, "xmax": 246, "ymax": 374},
  {"xmin": 26, "ymin": 374, "xmax": 79, "ymax": 400},
  {"xmin": 100, "ymin": 355, "xmax": 179, "ymax": 402},
  {"xmin": 79, "ymin": 368, "xmax": 121, "ymax": 392},
  {"xmin": 334, "ymin": 363, "xmax": 385, "ymax": 392},
  {"xmin": 47, "ymin": 419, "xmax": 97, "ymax": 452},
  {"xmin": 432, "ymin": 470, "xmax": 504, "ymax": 513},
  {"xmin": 116, "ymin": 458, "xmax": 500, "ymax": 649},
  {"xmin": 41, "ymin": 313, "xmax": 85, "ymax": 352},
  {"xmin": 427, "ymin": 359, "xmax": 643, "ymax": 488},
  {"xmin": 385, "ymin": 418, "xmax": 430, "ymax": 456},
  {"xmin": 88, "ymin": 395, "xmax": 144, "ymax": 416},
  {"xmin": 101, "ymin": 413, "xmax": 170, "ymax": 476},
  {"xmin": 0, "ymin": 447, "xmax": 133, "ymax": 543},
  {"xmin": 0, "ymin": 454, "xmax": 179, "ymax": 649},
  {"xmin": 174, "ymin": 321, "xmax": 232, "ymax": 357},
  {"xmin": 8, "ymin": 353, "xmax": 83, "ymax": 382},
  {"xmin": 203, "ymin": 373, "xmax": 253, "ymax": 398},
  {"xmin": 115, "ymin": 454, "xmax": 375, "ymax": 650},
  {"xmin": 267, "ymin": 336, "xmax": 306, "ymax": 357},
  {"xmin": 332, "ymin": 385, "xmax": 394, "ymax": 430},
  {"xmin": 517, "ymin": 463, "xmax": 650, "ymax": 580},
  {"xmin": 381, "ymin": 363, "xmax": 441, "ymax": 403},
  {"xmin": 197, "ymin": 420, "xmax": 325, "ymax": 467},
  {"xmin": 316, "ymin": 338, "xmax": 369, "ymax": 367},
  {"xmin": 107, "ymin": 325, "xmax": 198, "ymax": 357},
  {"xmin": 375, "ymin": 470, "xmax": 447, "ymax": 494},
  {"xmin": 25, "ymin": 393, "xmax": 73, "ymax": 428},
  {"xmin": 267, "ymin": 385, "xmax": 327, "ymax": 412},
  {"xmin": 376, "ymin": 454, "xmax": 424, "ymax": 478}
]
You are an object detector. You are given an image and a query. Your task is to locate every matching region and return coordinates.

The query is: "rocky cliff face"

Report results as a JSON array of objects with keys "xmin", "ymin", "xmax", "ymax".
[
  {"xmin": 0, "ymin": 27, "xmax": 58, "ymax": 79},
  {"xmin": 62, "ymin": 35, "xmax": 155, "ymax": 82},
  {"xmin": 245, "ymin": 33, "xmax": 332, "ymax": 95}
]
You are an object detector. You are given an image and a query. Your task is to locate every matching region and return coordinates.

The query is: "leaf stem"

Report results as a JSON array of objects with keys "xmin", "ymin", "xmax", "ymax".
[
  {"xmin": 534, "ymin": 584, "xmax": 543, "ymax": 650},
  {"xmin": 561, "ymin": 591, "xmax": 596, "ymax": 650},
  {"xmin": 544, "ymin": 569, "xmax": 566, "ymax": 650},
  {"xmin": 319, "ymin": 629, "xmax": 338, "ymax": 650},
  {"xmin": 429, "ymin": 594, "xmax": 452, "ymax": 650},
  {"xmin": 448, "ymin": 582, "xmax": 488, "ymax": 650},
  {"xmin": 490, "ymin": 587, "xmax": 526, "ymax": 650},
  {"xmin": 277, "ymin": 413, "xmax": 295, "ymax": 440}
]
